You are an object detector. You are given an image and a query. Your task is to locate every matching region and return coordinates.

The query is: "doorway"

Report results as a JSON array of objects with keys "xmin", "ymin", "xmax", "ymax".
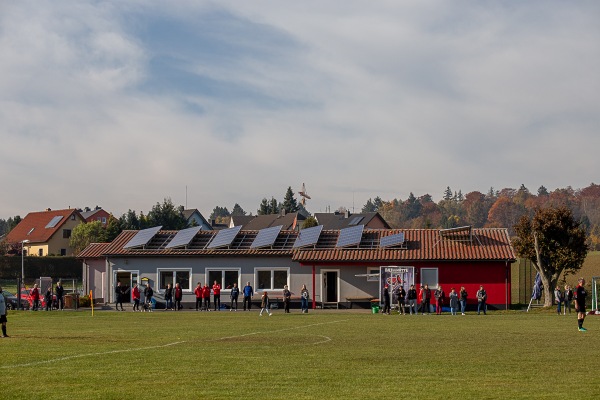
[
  {"xmin": 114, "ymin": 271, "xmax": 139, "ymax": 302},
  {"xmin": 322, "ymin": 270, "xmax": 339, "ymax": 304}
]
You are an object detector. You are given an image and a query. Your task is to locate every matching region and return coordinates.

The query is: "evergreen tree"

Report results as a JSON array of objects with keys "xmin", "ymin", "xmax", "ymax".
[
  {"xmin": 537, "ymin": 185, "xmax": 549, "ymax": 196},
  {"xmin": 210, "ymin": 206, "xmax": 230, "ymax": 220},
  {"xmin": 373, "ymin": 196, "xmax": 383, "ymax": 211},
  {"xmin": 105, "ymin": 215, "xmax": 123, "ymax": 241},
  {"xmin": 282, "ymin": 187, "xmax": 298, "ymax": 213},
  {"xmin": 258, "ymin": 198, "xmax": 270, "ymax": 215},
  {"xmin": 443, "ymin": 186, "xmax": 453, "ymax": 200},
  {"xmin": 362, "ymin": 198, "xmax": 377, "ymax": 213},
  {"xmin": 269, "ymin": 197, "xmax": 280, "ymax": 214},
  {"xmin": 147, "ymin": 198, "xmax": 187, "ymax": 230},
  {"xmin": 231, "ymin": 203, "xmax": 246, "ymax": 216},
  {"xmin": 301, "ymin": 216, "xmax": 318, "ymax": 229}
]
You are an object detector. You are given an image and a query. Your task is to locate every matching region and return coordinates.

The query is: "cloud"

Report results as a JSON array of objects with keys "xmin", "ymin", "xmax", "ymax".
[{"xmin": 0, "ymin": 1, "xmax": 598, "ymax": 219}]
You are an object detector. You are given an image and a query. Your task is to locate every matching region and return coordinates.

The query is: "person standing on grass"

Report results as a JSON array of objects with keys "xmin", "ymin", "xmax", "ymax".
[
  {"xmin": 30, "ymin": 284, "xmax": 40, "ymax": 311},
  {"xmin": 382, "ymin": 284, "xmax": 391, "ymax": 315},
  {"xmin": 420, "ymin": 284, "xmax": 431, "ymax": 315},
  {"xmin": 434, "ymin": 285, "xmax": 445, "ymax": 315},
  {"xmin": 575, "ymin": 278, "xmax": 588, "ymax": 332},
  {"xmin": 164, "ymin": 283, "xmax": 173, "ymax": 311},
  {"xmin": 300, "ymin": 284, "xmax": 309, "ymax": 313},
  {"xmin": 554, "ymin": 285, "xmax": 563, "ymax": 315},
  {"xmin": 564, "ymin": 284, "xmax": 573, "ymax": 315},
  {"xmin": 0, "ymin": 286, "xmax": 9, "ymax": 337},
  {"xmin": 243, "ymin": 281, "xmax": 254, "ymax": 311},
  {"xmin": 174, "ymin": 282, "xmax": 183, "ymax": 311},
  {"xmin": 55, "ymin": 280, "xmax": 64, "ymax": 311},
  {"xmin": 283, "ymin": 285, "xmax": 292, "ymax": 313},
  {"xmin": 449, "ymin": 288, "xmax": 459, "ymax": 316},
  {"xmin": 395, "ymin": 285, "xmax": 406, "ymax": 315},
  {"xmin": 144, "ymin": 284, "xmax": 154, "ymax": 312},
  {"xmin": 115, "ymin": 281, "xmax": 125, "ymax": 311},
  {"xmin": 132, "ymin": 284, "xmax": 140, "ymax": 312},
  {"xmin": 407, "ymin": 284, "xmax": 417, "ymax": 315},
  {"xmin": 202, "ymin": 283, "xmax": 211, "ymax": 311},
  {"xmin": 459, "ymin": 287, "xmax": 468, "ymax": 315},
  {"xmin": 477, "ymin": 285, "xmax": 487, "ymax": 315},
  {"xmin": 260, "ymin": 291, "xmax": 272, "ymax": 316},
  {"xmin": 194, "ymin": 282, "xmax": 203, "ymax": 311},
  {"xmin": 44, "ymin": 287, "xmax": 53, "ymax": 311},
  {"xmin": 230, "ymin": 283, "xmax": 240, "ymax": 311},
  {"xmin": 212, "ymin": 280, "xmax": 221, "ymax": 311}
]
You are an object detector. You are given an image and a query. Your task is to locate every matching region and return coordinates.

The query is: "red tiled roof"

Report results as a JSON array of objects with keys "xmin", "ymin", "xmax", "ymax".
[
  {"xmin": 292, "ymin": 228, "xmax": 515, "ymax": 263},
  {"xmin": 6, "ymin": 209, "xmax": 82, "ymax": 244},
  {"xmin": 79, "ymin": 227, "xmax": 515, "ymax": 263},
  {"xmin": 77, "ymin": 243, "xmax": 112, "ymax": 258}
]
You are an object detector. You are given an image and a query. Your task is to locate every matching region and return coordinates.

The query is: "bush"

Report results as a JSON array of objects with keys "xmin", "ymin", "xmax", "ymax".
[{"xmin": 78, "ymin": 295, "xmax": 91, "ymax": 307}]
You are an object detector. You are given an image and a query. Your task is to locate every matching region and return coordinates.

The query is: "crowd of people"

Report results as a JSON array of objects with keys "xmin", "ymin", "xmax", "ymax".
[
  {"xmin": 382, "ymin": 284, "xmax": 488, "ymax": 316},
  {"xmin": 115, "ymin": 280, "xmax": 311, "ymax": 316}
]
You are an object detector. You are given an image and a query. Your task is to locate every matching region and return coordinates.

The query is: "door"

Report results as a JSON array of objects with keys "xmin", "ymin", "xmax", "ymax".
[
  {"xmin": 322, "ymin": 271, "xmax": 339, "ymax": 303},
  {"xmin": 114, "ymin": 271, "xmax": 138, "ymax": 303}
]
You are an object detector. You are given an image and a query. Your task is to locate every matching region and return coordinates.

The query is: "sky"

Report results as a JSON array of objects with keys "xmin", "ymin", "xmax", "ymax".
[{"xmin": 1, "ymin": 1, "xmax": 599, "ymax": 219}]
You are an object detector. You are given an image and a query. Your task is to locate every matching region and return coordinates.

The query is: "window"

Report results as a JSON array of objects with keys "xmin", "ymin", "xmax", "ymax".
[
  {"xmin": 71, "ymin": 215, "xmax": 76, "ymax": 220},
  {"xmin": 63, "ymin": 229, "xmax": 72, "ymax": 239},
  {"xmin": 206, "ymin": 269, "xmax": 240, "ymax": 290},
  {"xmin": 255, "ymin": 268, "xmax": 289, "ymax": 290},
  {"xmin": 367, "ymin": 267, "xmax": 379, "ymax": 282},
  {"xmin": 102, "ymin": 217, "xmax": 107, "ymax": 224},
  {"xmin": 60, "ymin": 249, "xmax": 67, "ymax": 256},
  {"xmin": 157, "ymin": 269, "xmax": 192, "ymax": 292},
  {"xmin": 420, "ymin": 268, "xmax": 438, "ymax": 288}
]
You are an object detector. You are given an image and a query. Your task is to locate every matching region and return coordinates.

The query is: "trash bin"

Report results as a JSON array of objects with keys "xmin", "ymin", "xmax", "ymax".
[
  {"xmin": 64, "ymin": 295, "xmax": 73, "ymax": 309},
  {"xmin": 371, "ymin": 304, "xmax": 380, "ymax": 314}
]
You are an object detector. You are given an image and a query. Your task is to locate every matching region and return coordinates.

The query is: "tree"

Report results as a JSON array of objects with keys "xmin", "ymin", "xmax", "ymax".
[
  {"xmin": 231, "ymin": 203, "xmax": 246, "ymax": 216},
  {"xmin": 210, "ymin": 206, "xmax": 231, "ymax": 220},
  {"xmin": 147, "ymin": 198, "xmax": 187, "ymax": 230},
  {"xmin": 105, "ymin": 215, "xmax": 123, "ymax": 242},
  {"xmin": 362, "ymin": 198, "xmax": 377, "ymax": 213},
  {"xmin": 70, "ymin": 221, "xmax": 108, "ymax": 255},
  {"xmin": 537, "ymin": 185, "xmax": 549, "ymax": 196},
  {"xmin": 257, "ymin": 197, "xmax": 279, "ymax": 215},
  {"xmin": 119, "ymin": 210, "xmax": 140, "ymax": 230},
  {"xmin": 443, "ymin": 186, "xmax": 453, "ymax": 201},
  {"xmin": 301, "ymin": 216, "xmax": 318, "ymax": 229},
  {"xmin": 282, "ymin": 187, "xmax": 298, "ymax": 213},
  {"xmin": 513, "ymin": 207, "xmax": 588, "ymax": 307}
]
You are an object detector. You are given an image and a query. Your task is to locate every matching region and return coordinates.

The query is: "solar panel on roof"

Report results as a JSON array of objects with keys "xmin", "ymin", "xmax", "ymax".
[
  {"xmin": 207, "ymin": 225, "xmax": 242, "ymax": 249},
  {"xmin": 45, "ymin": 216, "xmax": 64, "ymax": 228},
  {"xmin": 380, "ymin": 232, "xmax": 405, "ymax": 248},
  {"xmin": 349, "ymin": 216, "xmax": 364, "ymax": 226},
  {"xmin": 250, "ymin": 225, "xmax": 283, "ymax": 249},
  {"xmin": 123, "ymin": 226, "xmax": 162, "ymax": 249},
  {"xmin": 165, "ymin": 226, "xmax": 201, "ymax": 249},
  {"xmin": 336, "ymin": 224, "xmax": 364, "ymax": 248},
  {"xmin": 293, "ymin": 225, "xmax": 323, "ymax": 248}
]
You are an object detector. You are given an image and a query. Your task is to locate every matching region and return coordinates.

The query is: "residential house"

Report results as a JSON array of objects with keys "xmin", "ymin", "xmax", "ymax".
[
  {"xmin": 314, "ymin": 211, "xmax": 391, "ymax": 230},
  {"xmin": 6, "ymin": 208, "xmax": 85, "ymax": 256},
  {"xmin": 182, "ymin": 209, "xmax": 213, "ymax": 230},
  {"xmin": 80, "ymin": 207, "xmax": 112, "ymax": 227}
]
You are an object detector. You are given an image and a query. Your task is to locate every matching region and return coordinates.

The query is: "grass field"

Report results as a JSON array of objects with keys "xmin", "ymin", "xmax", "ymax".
[{"xmin": 0, "ymin": 309, "xmax": 598, "ymax": 399}]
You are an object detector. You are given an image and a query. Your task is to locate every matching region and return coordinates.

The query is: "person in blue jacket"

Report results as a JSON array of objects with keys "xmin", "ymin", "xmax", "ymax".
[
  {"xmin": 243, "ymin": 282, "xmax": 254, "ymax": 311},
  {"xmin": 230, "ymin": 283, "xmax": 240, "ymax": 311}
]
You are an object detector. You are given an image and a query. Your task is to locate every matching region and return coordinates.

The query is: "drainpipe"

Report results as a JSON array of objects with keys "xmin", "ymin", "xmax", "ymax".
[{"xmin": 312, "ymin": 264, "xmax": 316, "ymax": 310}]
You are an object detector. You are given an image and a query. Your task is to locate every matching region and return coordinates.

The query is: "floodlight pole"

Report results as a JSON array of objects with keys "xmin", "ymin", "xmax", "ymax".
[{"xmin": 20, "ymin": 239, "xmax": 30, "ymax": 310}]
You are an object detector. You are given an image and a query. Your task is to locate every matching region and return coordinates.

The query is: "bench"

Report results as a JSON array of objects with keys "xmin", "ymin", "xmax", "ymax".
[{"xmin": 346, "ymin": 297, "xmax": 375, "ymax": 309}]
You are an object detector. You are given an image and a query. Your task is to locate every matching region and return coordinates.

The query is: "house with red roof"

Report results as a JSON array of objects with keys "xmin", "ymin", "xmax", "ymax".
[
  {"xmin": 6, "ymin": 208, "xmax": 85, "ymax": 256},
  {"xmin": 78, "ymin": 224, "xmax": 515, "ymax": 310},
  {"xmin": 80, "ymin": 207, "xmax": 112, "ymax": 227}
]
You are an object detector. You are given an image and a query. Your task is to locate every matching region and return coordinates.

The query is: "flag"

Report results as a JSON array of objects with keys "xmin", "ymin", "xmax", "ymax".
[{"xmin": 531, "ymin": 272, "xmax": 543, "ymax": 300}]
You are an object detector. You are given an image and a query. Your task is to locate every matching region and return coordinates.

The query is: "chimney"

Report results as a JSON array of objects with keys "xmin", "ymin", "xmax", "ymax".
[
  {"xmin": 344, "ymin": 210, "xmax": 350, "ymax": 219},
  {"xmin": 46, "ymin": 208, "xmax": 51, "ymax": 212},
  {"xmin": 280, "ymin": 209, "xmax": 286, "ymax": 217}
]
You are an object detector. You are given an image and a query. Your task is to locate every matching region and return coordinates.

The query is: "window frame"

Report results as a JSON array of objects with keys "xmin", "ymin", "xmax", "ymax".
[
  {"xmin": 204, "ymin": 268, "xmax": 241, "ymax": 292},
  {"xmin": 254, "ymin": 267, "xmax": 290, "ymax": 291},
  {"xmin": 420, "ymin": 267, "xmax": 439, "ymax": 289},
  {"xmin": 157, "ymin": 268, "xmax": 193, "ymax": 293}
]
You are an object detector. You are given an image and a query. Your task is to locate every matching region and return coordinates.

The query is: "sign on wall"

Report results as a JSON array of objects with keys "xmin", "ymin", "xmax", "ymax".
[{"xmin": 380, "ymin": 266, "xmax": 415, "ymax": 304}]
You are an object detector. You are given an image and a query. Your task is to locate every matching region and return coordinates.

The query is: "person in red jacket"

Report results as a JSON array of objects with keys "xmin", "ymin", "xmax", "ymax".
[
  {"xmin": 194, "ymin": 282, "xmax": 203, "ymax": 311},
  {"xmin": 212, "ymin": 280, "xmax": 221, "ymax": 311},
  {"xmin": 174, "ymin": 282, "xmax": 183, "ymax": 311},
  {"xmin": 30, "ymin": 284, "xmax": 41, "ymax": 311},
  {"xmin": 202, "ymin": 283, "xmax": 211, "ymax": 311},
  {"xmin": 132, "ymin": 283, "xmax": 141, "ymax": 312}
]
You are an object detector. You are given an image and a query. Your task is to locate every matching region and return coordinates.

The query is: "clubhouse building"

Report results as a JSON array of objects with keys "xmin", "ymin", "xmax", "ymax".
[{"xmin": 78, "ymin": 225, "xmax": 516, "ymax": 310}]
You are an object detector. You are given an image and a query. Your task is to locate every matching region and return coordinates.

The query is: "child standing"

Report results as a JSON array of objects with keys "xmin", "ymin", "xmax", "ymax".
[
  {"xmin": 449, "ymin": 288, "xmax": 459, "ymax": 315},
  {"xmin": 260, "ymin": 292, "xmax": 272, "ymax": 316}
]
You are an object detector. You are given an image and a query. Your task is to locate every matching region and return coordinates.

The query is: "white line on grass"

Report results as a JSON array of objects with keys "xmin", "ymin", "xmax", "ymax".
[
  {"xmin": 213, "ymin": 319, "xmax": 348, "ymax": 342},
  {"xmin": 1, "ymin": 341, "xmax": 186, "ymax": 369}
]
